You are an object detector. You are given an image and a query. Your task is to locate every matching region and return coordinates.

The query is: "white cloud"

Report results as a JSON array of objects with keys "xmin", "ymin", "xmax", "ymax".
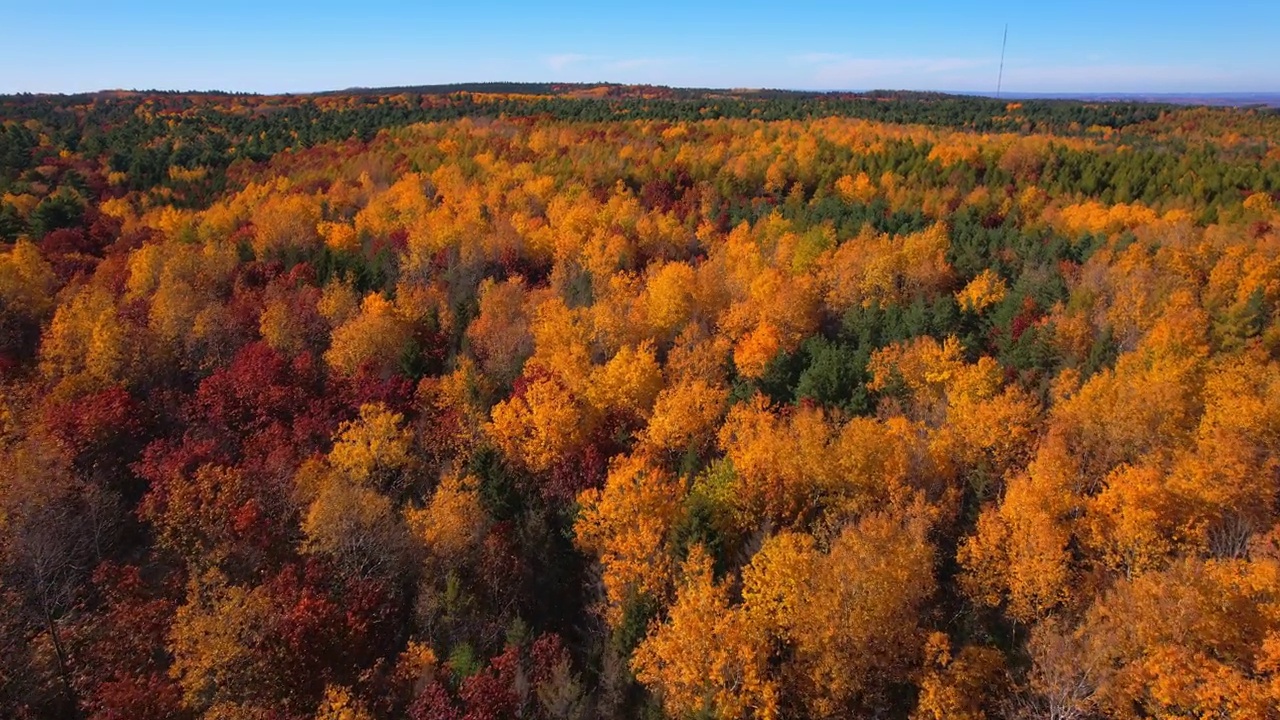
[
  {"xmin": 538, "ymin": 54, "xmax": 690, "ymax": 82},
  {"xmin": 1000, "ymin": 62, "xmax": 1237, "ymax": 92},
  {"xmin": 786, "ymin": 52, "xmax": 995, "ymax": 89},
  {"xmin": 820, "ymin": 57, "xmax": 989, "ymax": 79},
  {"xmin": 606, "ymin": 57, "xmax": 680, "ymax": 71},
  {"xmin": 791, "ymin": 52, "xmax": 848, "ymax": 65},
  {"xmin": 545, "ymin": 53, "xmax": 590, "ymax": 71},
  {"xmin": 786, "ymin": 52, "xmax": 1258, "ymax": 93}
]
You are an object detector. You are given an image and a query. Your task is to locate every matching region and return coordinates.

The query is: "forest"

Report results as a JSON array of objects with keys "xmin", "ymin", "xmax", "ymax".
[{"xmin": 2, "ymin": 85, "xmax": 1280, "ymax": 719}]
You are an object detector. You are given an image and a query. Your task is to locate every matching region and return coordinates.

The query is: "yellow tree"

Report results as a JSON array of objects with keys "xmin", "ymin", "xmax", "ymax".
[
  {"xmin": 731, "ymin": 321, "xmax": 784, "ymax": 380},
  {"xmin": 488, "ymin": 371, "xmax": 589, "ymax": 475},
  {"xmin": 1171, "ymin": 348, "xmax": 1280, "ymax": 556},
  {"xmin": 328, "ymin": 402, "xmax": 417, "ymax": 492},
  {"xmin": 258, "ymin": 285, "xmax": 325, "ymax": 358},
  {"xmin": 324, "ymin": 293, "xmax": 415, "ymax": 377},
  {"xmin": 300, "ymin": 469, "xmax": 410, "ymax": 580},
  {"xmin": 943, "ymin": 360, "xmax": 1042, "ymax": 477},
  {"xmin": 0, "ymin": 240, "xmax": 57, "ymax": 359},
  {"xmin": 0, "ymin": 240, "xmax": 56, "ymax": 321},
  {"xmin": 168, "ymin": 573, "xmax": 277, "ymax": 716},
  {"xmin": 955, "ymin": 269, "xmax": 1008, "ymax": 313},
  {"xmin": 742, "ymin": 513, "xmax": 936, "ymax": 715},
  {"xmin": 959, "ymin": 431, "xmax": 1083, "ymax": 621},
  {"xmin": 1082, "ymin": 462, "xmax": 1182, "ymax": 574},
  {"xmin": 644, "ymin": 260, "xmax": 699, "ymax": 342},
  {"xmin": 317, "ymin": 280, "xmax": 361, "ymax": 328},
  {"xmin": 574, "ymin": 454, "xmax": 684, "ymax": 624},
  {"xmin": 868, "ymin": 335, "xmax": 969, "ymax": 416},
  {"xmin": 585, "ymin": 342, "xmax": 663, "ymax": 421},
  {"xmin": 315, "ymin": 685, "xmax": 375, "ymax": 720},
  {"xmin": 317, "ymin": 221, "xmax": 360, "ymax": 254},
  {"xmin": 912, "ymin": 633, "xmax": 1007, "ymax": 720},
  {"xmin": 149, "ymin": 464, "xmax": 266, "ymax": 573},
  {"xmin": 631, "ymin": 547, "xmax": 777, "ymax": 720},
  {"xmin": 867, "ymin": 334, "xmax": 1040, "ymax": 482},
  {"xmin": 834, "ymin": 172, "xmax": 876, "ymax": 203},
  {"xmin": 525, "ymin": 292, "xmax": 594, "ymax": 393},
  {"xmin": 404, "ymin": 473, "xmax": 487, "ymax": 561},
  {"xmin": 641, "ymin": 378, "xmax": 730, "ymax": 457},
  {"xmin": 716, "ymin": 395, "xmax": 836, "ymax": 528},
  {"xmin": 720, "ymin": 267, "xmax": 820, "ymax": 380},
  {"xmin": 147, "ymin": 273, "xmax": 206, "ymax": 361},
  {"xmin": 827, "ymin": 415, "xmax": 956, "ymax": 524},
  {"xmin": 352, "ymin": 172, "xmax": 430, "ymax": 242},
  {"xmin": 39, "ymin": 283, "xmax": 141, "ymax": 393},
  {"xmin": 249, "ymin": 192, "xmax": 321, "ymax": 257},
  {"xmin": 466, "ymin": 276, "xmax": 534, "ymax": 385},
  {"xmin": 819, "ymin": 223, "xmax": 952, "ymax": 312},
  {"xmin": 1073, "ymin": 558, "xmax": 1280, "ymax": 720}
]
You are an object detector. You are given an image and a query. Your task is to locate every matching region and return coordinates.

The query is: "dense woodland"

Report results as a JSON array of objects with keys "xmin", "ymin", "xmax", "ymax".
[{"xmin": 3, "ymin": 85, "xmax": 1280, "ymax": 719}]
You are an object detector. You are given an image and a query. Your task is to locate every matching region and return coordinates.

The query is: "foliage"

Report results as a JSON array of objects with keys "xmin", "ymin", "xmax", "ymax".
[{"xmin": 3, "ymin": 86, "xmax": 1280, "ymax": 718}]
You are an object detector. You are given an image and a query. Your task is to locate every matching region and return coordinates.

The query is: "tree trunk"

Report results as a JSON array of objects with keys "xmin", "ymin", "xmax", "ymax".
[{"xmin": 43, "ymin": 605, "xmax": 80, "ymax": 718}]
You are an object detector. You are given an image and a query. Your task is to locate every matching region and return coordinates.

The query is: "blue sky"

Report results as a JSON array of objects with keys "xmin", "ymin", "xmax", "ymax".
[{"xmin": 3, "ymin": 1, "xmax": 1277, "ymax": 94}]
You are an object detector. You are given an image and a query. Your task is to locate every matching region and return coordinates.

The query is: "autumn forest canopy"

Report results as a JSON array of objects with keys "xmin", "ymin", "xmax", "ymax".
[{"xmin": 3, "ymin": 84, "xmax": 1280, "ymax": 719}]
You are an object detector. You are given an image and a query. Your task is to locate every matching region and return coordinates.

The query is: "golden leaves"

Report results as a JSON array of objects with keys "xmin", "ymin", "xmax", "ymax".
[
  {"xmin": 748, "ymin": 514, "xmax": 935, "ymax": 715},
  {"xmin": 819, "ymin": 223, "xmax": 953, "ymax": 312},
  {"xmin": 315, "ymin": 685, "xmax": 375, "ymax": 720},
  {"xmin": 249, "ymin": 192, "xmax": 321, "ymax": 257},
  {"xmin": 466, "ymin": 276, "xmax": 533, "ymax": 384},
  {"xmin": 721, "ymin": 265, "xmax": 820, "ymax": 380},
  {"xmin": 1053, "ymin": 200, "xmax": 1170, "ymax": 237},
  {"xmin": 168, "ymin": 573, "xmax": 276, "ymax": 714},
  {"xmin": 585, "ymin": 342, "xmax": 663, "ymax": 419},
  {"xmin": 959, "ymin": 431, "xmax": 1081, "ymax": 621},
  {"xmin": 913, "ymin": 634, "xmax": 1006, "ymax": 720},
  {"xmin": 641, "ymin": 378, "xmax": 729, "ymax": 456},
  {"xmin": 300, "ymin": 469, "xmax": 408, "ymax": 578},
  {"xmin": 1073, "ymin": 559, "xmax": 1280, "ymax": 719},
  {"xmin": 574, "ymin": 454, "xmax": 684, "ymax": 624},
  {"xmin": 1244, "ymin": 191, "xmax": 1275, "ymax": 216},
  {"xmin": 631, "ymin": 547, "xmax": 777, "ymax": 720},
  {"xmin": 405, "ymin": 473, "xmax": 486, "ymax": 560},
  {"xmin": 353, "ymin": 172, "xmax": 431, "ymax": 241},
  {"xmin": 643, "ymin": 260, "xmax": 698, "ymax": 340},
  {"xmin": 731, "ymin": 321, "xmax": 783, "ymax": 380},
  {"xmin": 488, "ymin": 372, "xmax": 586, "ymax": 474},
  {"xmin": 329, "ymin": 403, "xmax": 415, "ymax": 488},
  {"xmin": 716, "ymin": 395, "xmax": 833, "ymax": 526},
  {"xmin": 927, "ymin": 136, "xmax": 982, "ymax": 167},
  {"xmin": 317, "ymin": 280, "xmax": 360, "ymax": 327},
  {"xmin": 955, "ymin": 269, "xmax": 1008, "ymax": 313},
  {"xmin": 638, "ymin": 514, "xmax": 938, "ymax": 717},
  {"xmin": 40, "ymin": 283, "xmax": 135, "ymax": 390},
  {"xmin": 317, "ymin": 220, "xmax": 360, "ymax": 253},
  {"xmin": 324, "ymin": 293, "xmax": 415, "ymax": 377},
  {"xmin": 0, "ymin": 240, "xmax": 56, "ymax": 319},
  {"xmin": 834, "ymin": 172, "xmax": 876, "ymax": 203}
]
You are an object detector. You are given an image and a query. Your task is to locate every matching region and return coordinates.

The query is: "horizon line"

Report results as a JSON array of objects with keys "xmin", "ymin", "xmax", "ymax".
[{"xmin": 3, "ymin": 82, "xmax": 1279, "ymax": 102}]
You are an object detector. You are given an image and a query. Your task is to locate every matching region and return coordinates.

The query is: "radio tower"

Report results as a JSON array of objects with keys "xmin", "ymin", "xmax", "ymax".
[{"xmin": 996, "ymin": 24, "xmax": 1008, "ymax": 99}]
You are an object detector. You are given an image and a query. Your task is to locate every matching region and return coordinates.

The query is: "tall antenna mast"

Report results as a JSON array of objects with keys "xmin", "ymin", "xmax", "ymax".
[{"xmin": 996, "ymin": 24, "xmax": 1008, "ymax": 99}]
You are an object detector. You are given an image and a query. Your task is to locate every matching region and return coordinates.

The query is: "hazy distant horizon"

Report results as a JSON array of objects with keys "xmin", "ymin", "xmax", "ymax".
[{"xmin": 8, "ymin": 84, "xmax": 1278, "ymax": 109}]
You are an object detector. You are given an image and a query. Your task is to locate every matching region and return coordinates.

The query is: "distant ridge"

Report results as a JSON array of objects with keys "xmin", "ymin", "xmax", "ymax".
[{"xmin": 6, "ymin": 83, "xmax": 1278, "ymax": 109}]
